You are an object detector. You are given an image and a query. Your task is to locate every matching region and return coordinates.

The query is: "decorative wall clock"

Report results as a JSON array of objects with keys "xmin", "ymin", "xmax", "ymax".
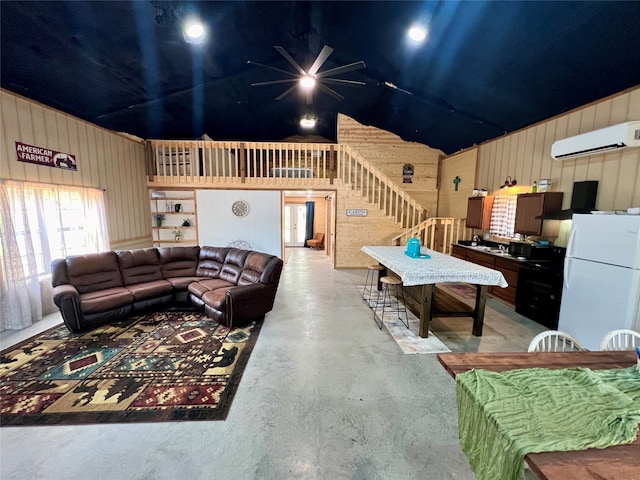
[{"xmin": 231, "ymin": 200, "xmax": 250, "ymax": 217}]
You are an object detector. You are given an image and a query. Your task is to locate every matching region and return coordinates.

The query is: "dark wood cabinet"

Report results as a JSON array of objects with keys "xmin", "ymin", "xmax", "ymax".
[
  {"xmin": 491, "ymin": 257, "xmax": 520, "ymax": 305},
  {"xmin": 450, "ymin": 245, "xmax": 521, "ymax": 305},
  {"xmin": 514, "ymin": 192, "xmax": 563, "ymax": 236},
  {"xmin": 451, "ymin": 244, "xmax": 467, "ymax": 260},
  {"xmin": 466, "ymin": 196, "xmax": 494, "ymax": 229}
]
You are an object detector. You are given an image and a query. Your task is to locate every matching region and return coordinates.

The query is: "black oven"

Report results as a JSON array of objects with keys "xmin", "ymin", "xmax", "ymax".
[{"xmin": 515, "ymin": 248, "xmax": 565, "ymax": 329}]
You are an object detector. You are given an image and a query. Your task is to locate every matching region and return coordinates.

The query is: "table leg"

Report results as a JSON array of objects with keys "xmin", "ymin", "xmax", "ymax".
[
  {"xmin": 472, "ymin": 284, "xmax": 488, "ymax": 336},
  {"xmin": 419, "ymin": 284, "xmax": 435, "ymax": 338}
]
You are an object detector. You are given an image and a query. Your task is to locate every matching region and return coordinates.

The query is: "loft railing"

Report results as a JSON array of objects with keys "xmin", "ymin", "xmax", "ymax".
[
  {"xmin": 148, "ymin": 140, "xmax": 428, "ymax": 229},
  {"xmin": 147, "ymin": 140, "xmax": 337, "ymax": 185},
  {"xmin": 392, "ymin": 217, "xmax": 471, "ymax": 254}
]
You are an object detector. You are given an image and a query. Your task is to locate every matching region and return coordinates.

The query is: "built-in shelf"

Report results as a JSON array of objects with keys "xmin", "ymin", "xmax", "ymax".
[{"xmin": 150, "ymin": 189, "xmax": 198, "ymax": 246}]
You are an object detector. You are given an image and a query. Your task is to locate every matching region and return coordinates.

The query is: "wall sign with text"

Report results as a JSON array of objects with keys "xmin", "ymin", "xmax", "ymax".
[
  {"xmin": 15, "ymin": 141, "xmax": 77, "ymax": 171},
  {"xmin": 346, "ymin": 209, "xmax": 368, "ymax": 217}
]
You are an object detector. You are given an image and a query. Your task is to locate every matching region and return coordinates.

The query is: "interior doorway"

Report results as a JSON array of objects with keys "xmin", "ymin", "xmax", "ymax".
[{"xmin": 283, "ymin": 203, "xmax": 307, "ymax": 247}]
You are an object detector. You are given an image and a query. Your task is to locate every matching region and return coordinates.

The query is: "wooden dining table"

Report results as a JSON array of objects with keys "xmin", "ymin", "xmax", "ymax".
[{"xmin": 437, "ymin": 350, "xmax": 640, "ymax": 480}]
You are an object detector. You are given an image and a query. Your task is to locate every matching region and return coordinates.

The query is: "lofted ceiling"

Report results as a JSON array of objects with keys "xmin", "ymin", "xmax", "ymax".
[{"xmin": 2, "ymin": 1, "xmax": 640, "ymax": 155}]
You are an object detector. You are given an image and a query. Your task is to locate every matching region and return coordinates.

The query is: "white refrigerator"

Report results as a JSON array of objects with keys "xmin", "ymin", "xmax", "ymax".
[{"xmin": 558, "ymin": 214, "xmax": 640, "ymax": 350}]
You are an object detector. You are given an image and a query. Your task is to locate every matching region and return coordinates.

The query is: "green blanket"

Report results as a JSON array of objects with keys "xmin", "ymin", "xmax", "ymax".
[{"xmin": 456, "ymin": 366, "xmax": 640, "ymax": 480}]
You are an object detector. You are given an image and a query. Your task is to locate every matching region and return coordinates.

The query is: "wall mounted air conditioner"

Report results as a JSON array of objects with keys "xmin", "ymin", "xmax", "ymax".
[{"xmin": 551, "ymin": 121, "xmax": 640, "ymax": 160}]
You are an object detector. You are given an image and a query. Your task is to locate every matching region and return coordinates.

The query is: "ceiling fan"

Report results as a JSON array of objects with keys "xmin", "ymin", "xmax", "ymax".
[{"xmin": 248, "ymin": 45, "xmax": 366, "ymax": 103}]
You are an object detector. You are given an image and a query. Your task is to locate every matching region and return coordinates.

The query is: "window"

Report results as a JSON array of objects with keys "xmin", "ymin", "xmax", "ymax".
[{"xmin": 1, "ymin": 181, "xmax": 109, "ymax": 277}]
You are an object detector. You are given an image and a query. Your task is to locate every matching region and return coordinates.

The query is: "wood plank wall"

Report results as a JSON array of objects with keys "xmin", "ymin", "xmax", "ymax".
[
  {"xmin": 1, "ymin": 89, "xmax": 150, "ymax": 250},
  {"xmin": 336, "ymin": 114, "xmax": 441, "ymax": 212},
  {"xmin": 476, "ymin": 86, "xmax": 640, "ymax": 211},
  {"xmin": 335, "ymin": 188, "xmax": 403, "ymax": 268},
  {"xmin": 437, "ymin": 148, "xmax": 478, "ymax": 218}
]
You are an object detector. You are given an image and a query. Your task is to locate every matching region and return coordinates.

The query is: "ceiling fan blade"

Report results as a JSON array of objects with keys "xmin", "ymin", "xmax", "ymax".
[
  {"xmin": 307, "ymin": 45, "xmax": 334, "ymax": 76},
  {"xmin": 247, "ymin": 60, "xmax": 298, "ymax": 78},
  {"xmin": 275, "ymin": 84, "xmax": 298, "ymax": 100},
  {"xmin": 317, "ymin": 83, "xmax": 344, "ymax": 101},
  {"xmin": 316, "ymin": 61, "xmax": 366, "ymax": 78},
  {"xmin": 274, "ymin": 46, "xmax": 307, "ymax": 75},
  {"xmin": 251, "ymin": 79, "xmax": 298, "ymax": 87},
  {"xmin": 321, "ymin": 78, "xmax": 366, "ymax": 86}
]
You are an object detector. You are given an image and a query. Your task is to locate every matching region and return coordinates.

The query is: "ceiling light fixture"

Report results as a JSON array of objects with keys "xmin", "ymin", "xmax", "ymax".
[
  {"xmin": 299, "ymin": 75, "xmax": 316, "ymax": 90},
  {"xmin": 183, "ymin": 20, "xmax": 206, "ymax": 44},
  {"xmin": 408, "ymin": 25, "xmax": 427, "ymax": 42},
  {"xmin": 300, "ymin": 115, "xmax": 317, "ymax": 129},
  {"xmin": 501, "ymin": 176, "xmax": 517, "ymax": 189}
]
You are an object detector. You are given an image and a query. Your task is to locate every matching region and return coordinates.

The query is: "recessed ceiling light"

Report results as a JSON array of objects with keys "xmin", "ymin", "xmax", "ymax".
[
  {"xmin": 408, "ymin": 25, "xmax": 427, "ymax": 42},
  {"xmin": 183, "ymin": 20, "xmax": 206, "ymax": 44},
  {"xmin": 300, "ymin": 115, "xmax": 316, "ymax": 129}
]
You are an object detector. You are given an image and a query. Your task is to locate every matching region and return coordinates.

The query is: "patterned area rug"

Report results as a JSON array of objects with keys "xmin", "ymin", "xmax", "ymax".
[{"xmin": 0, "ymin": 311, "xmax": 262, "ymax": 426}]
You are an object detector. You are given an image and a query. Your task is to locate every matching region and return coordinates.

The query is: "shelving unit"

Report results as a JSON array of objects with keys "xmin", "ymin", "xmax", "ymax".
[{"xmin": 149, "ymin": 189, "xmax": 198, "ymax": 247}]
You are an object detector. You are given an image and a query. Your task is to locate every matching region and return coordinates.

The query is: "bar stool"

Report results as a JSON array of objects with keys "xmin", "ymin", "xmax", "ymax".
[
  {"xmin": 373, "ymin": 275, "xmax": 409, "ymax": 329},
  {"xmin": 362, "ymin": 264, "xmax": 385, "ymax": 305}
]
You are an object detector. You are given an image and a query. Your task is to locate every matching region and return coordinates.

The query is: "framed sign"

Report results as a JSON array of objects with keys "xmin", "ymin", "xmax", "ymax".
[
  {"xmin": 15, "ymin": 141, "xmax": 77, "ymax": 171},
  {"xmin": 346, "ymin": 209, "xmax": 368, "ymax": 217}
]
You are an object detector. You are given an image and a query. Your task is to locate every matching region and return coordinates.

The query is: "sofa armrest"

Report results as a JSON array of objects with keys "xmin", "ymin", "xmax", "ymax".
[
  {"xmin": 53, "ymin": 284, "xmax": 84, "ymax": 332},
  {"xmin": 226, "ymin": 283, "xmax": 277, "ymax": 326}
]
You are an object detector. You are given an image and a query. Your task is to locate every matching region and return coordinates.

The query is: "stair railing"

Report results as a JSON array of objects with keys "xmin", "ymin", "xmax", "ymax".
[{"xmin": 392, "ymin": 217, "xmax": 471, "ymax": 254}]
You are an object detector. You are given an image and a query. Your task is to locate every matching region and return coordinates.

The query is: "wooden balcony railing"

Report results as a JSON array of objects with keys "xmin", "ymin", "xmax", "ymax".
[
  {"xmin": 392, "ymin": 217, "xmax": 471, "ymax": 255},
  {"xmin": 148, "ymin": 140, "xmax": 428, "ymax": 229}
]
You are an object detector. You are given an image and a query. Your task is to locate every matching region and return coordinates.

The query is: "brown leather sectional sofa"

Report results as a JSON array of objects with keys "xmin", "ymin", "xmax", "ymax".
[{"xmin": 51, "ymin": 246, "xmax": 283, "ymax": 332}]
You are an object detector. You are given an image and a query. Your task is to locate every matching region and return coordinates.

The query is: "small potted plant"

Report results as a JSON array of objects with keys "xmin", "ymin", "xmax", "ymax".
[
  {"xmin": 172, "ymin": 228, "xmax": 183, "ymax": 241},
  {"xmin": 155, "ymin": 213, "xmax": 165, "ymax": 227}
]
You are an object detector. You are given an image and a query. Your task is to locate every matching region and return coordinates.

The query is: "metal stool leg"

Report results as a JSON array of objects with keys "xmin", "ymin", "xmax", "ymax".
[
  {"xmin": 363, "ymin": 265, "xmax": 383, "ymax": 305},
  {"xmin": 395, "ymin": 282, "xmax": 410, "ymax": 328},
  {"xmin": 373, "ymin": 281, "xmax": 387, "ymax": 329}
]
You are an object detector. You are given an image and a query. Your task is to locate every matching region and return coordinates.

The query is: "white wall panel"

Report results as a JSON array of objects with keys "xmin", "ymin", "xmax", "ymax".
[{"xmin": 197, "ymin": 190, "xmax": 282, "ymax": 257}]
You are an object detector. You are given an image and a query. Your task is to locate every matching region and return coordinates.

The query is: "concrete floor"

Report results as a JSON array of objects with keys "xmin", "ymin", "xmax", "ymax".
[{"xmin": 0, "ymin": 248, "xmax": 546, "ymax": 480}]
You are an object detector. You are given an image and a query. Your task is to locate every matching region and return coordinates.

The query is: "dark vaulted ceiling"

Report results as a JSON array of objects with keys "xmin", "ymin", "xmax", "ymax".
[{"xmin": 2, "ymin": 1, "xmax": 640, "ymax": 155}]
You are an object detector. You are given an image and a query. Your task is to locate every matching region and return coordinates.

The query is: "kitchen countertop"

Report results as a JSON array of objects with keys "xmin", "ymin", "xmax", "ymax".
[{"xmin": 454, "ymin": 243, "xmax": 529, "ymax": 262}]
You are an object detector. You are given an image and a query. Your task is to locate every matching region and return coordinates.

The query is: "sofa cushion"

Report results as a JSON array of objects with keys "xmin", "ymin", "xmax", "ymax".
[
  {"xmin": 219, "ymin": 249, "xmax": 250, "ymax": 284},
  {"xmin": 196, "ymin": 246, "xmax": 230, "ymax": 278},
  {"xmin": 201, "ymin": 288, "xmax": 231, "ymax": 311},
  {"xmin": 126, "ymin": 280, "xmax": 173, "ymax": 301},
  {"xmin": 116, "ymin": 249, "xmax": 163, "ymax": 285},
  {"xmin": 80, "ymin": 287, "xmax": 134, "ymax": 314},
  {"xmin": 188, "ymin": 279, "xmax": 235, "ymax": 298},
  {"xmin": 165, "ymin": 276, "xmax": 209, "ymax": 290},
  {"xmin": 238, "ymin": 252, "xmax": 276, "ymax": 286},
  {"xmin": 158, "ymin": 246, "xmax": 200, "ymax": 278},
  {"xmin": 66, "ymin": 252, "xmax": 123, "ymax": 294}
]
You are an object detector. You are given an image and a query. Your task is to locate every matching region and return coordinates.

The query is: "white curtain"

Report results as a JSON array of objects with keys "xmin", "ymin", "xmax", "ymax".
[
  {"xmin": 0, "ymin": 180, "xmax": 109, "ymax": 331},
  {"xmin": 489, "ymin": 194, "xmax": 518, "ymax": 238}
]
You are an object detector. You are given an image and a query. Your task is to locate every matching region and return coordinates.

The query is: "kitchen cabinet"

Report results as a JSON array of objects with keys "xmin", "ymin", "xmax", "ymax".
[
  {"xmin": 450, "ymin": 245, "xmax": 521, "ymax": 305},
  {"xmin": 514, "ymin": 192, "xmax": 563, "ymax": 236},
  {"xmin": 466, "ymin": 196, "xmax": 494, "ymax": 230},
  {"xmin": 451, "ymin": 244, "xmax": 467, "ymax": 260},
  {"xmin": 150, "ymin": 189, "xmax": 198, "ymax": 247},
  {"xmin": 491, "ymin": 257, "xmax": 520, "ymax": 305}
]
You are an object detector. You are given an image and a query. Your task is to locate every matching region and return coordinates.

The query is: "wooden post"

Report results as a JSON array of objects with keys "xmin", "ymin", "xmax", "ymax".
[
  {"xmin": 239, "ymin": 143, "xmax": 246, "ymax": 183},
  {"xmin": 472, "ymin": 285, "xmax": 488, "ymax": 336},
  {"xmin": 419, "ymin": 284, "xmax": 435, "ymax": 337}
]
